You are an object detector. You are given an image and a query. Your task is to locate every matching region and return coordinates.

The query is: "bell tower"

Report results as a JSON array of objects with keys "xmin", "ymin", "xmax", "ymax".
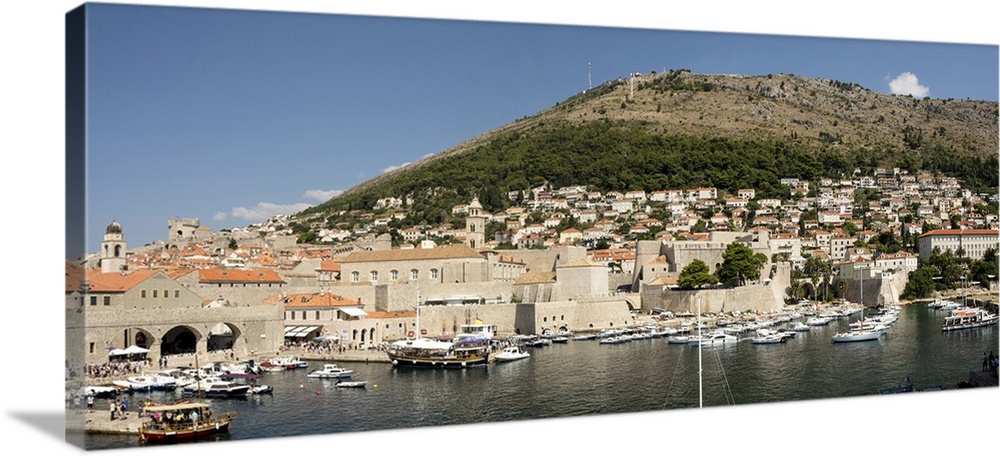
[
  {"xmin": 465, "ymin": 197, "xmax": 489, "ymax": 249},
  {"xmin": 100, "ymin": 220, "xmax": 128, "ymax": 273}
]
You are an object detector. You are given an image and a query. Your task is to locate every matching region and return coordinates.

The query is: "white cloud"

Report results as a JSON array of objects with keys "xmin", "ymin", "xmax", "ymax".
[
  {"xmin": 303, "ymin": 189, "xmax": 343, "ymax": 202},
  {"xmin": 212, "ymin": 212, "xmax": 228, "ymax": 221},
  {"xmin": 888, "ymin": 72, "xmax": 930, "ymax": 98},
  {"xmin": 228, "ymin": 202, "xmax": 312, "ymax": 223},
  {"xmin": 382, "ymin": 162, "xmax": 411, "ymax": 173}
]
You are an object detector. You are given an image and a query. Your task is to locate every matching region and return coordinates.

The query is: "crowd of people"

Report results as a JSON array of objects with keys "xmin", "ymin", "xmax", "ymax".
[{"xmin": 85, "ymin": 360, "xmax": 145, "ymax": 378}]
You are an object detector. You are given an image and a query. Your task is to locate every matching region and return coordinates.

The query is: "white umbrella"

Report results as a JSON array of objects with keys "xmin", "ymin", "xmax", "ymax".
[
  {"xmin": 108, "ymin": 348, "xmax": 128, "ymax": 357},
  {"xmin": 123, "ymin": 345, "xmax": 150, "ymax": 355}
]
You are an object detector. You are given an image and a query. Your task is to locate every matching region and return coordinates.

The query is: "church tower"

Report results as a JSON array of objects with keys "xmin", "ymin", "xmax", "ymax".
[
  {"xmin": 100, "ymin": 220, "xmax": 128, "ymax": 273},
  {"xmin": 465, "ymin": 197, "xmax": 489, "ymax": 249}
]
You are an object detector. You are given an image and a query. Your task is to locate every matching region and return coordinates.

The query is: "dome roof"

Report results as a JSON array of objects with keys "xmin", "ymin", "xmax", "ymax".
[{"xmin": 106, "ymin": 220, "xmax": 123, "ymax": 234}]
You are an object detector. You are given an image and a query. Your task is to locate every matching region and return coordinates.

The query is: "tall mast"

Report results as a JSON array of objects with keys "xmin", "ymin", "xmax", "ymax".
[{"xmin": 698, "ymin": 296, "xmax": 703, "ymax": 408}]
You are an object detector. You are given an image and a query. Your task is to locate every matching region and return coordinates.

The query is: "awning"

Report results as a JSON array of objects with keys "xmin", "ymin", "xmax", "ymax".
[
  {"xmin": 339, "ymin": 307, "xmax": 368, "ymax": 317},
  {"xmin": 284, "ymin": 326, "xmax": 319, "ymax": 338}
]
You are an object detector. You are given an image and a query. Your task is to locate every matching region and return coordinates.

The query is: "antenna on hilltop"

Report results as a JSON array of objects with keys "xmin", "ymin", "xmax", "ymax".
[{"xmin": 588, "ymin": 62, "xmax": 592, "ymax": 91}]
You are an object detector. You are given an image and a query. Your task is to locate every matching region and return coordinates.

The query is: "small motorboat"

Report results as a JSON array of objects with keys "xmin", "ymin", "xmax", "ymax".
[
  {"xmin": 495, "ymin": 346, "xmax": 531, "ymax": 362},
  {"xmin": 335, "ymin": 380, "xmax": 368, "ymax": 388}
]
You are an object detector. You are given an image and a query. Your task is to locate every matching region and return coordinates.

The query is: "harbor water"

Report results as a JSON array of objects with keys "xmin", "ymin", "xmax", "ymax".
[{"xmin": 77, "ymin": 303, "xmax": 998, "ymax": 450}]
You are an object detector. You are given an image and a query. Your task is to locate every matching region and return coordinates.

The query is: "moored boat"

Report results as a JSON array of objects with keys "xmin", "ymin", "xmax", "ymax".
[
  {"xmin": 306, "ymin": 364, "xmax": 355, "ymax": 379},
  {"xmin": 182, "ymin": 375, "xmax": 251, "ymax": 398},
  {"xmin": 386, "ymin": 335, "xmax": 491, "ymax": 368},
  {"xmin": 941, "ymin": 307, "xmax": 999, "ymax": 332},
  {"xmin": 831, "ymin": 328, "xmax": 884, "ymax": 343},
  {"xmin": 138, "ymin": 402, "xmax": 237, "ymax": 444},
  {"xmin": 494, "ymin": 345, "xmax": 530, "ymax": 362}
]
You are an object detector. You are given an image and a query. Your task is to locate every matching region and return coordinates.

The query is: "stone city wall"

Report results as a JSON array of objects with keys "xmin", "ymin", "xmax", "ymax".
[{"xmin": 641, "ymin": 282, "xmax": 784, "ymax": 315}]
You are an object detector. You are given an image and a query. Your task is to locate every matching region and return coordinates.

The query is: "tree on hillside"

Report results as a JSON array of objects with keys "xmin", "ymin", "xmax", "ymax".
[
  {"xmin": 678, "ymin": 259, "xmax": 718, "ymax": 289},
  {"xmin": 716, "ymin": 242, "xmax": 768, "ymax": 286}
]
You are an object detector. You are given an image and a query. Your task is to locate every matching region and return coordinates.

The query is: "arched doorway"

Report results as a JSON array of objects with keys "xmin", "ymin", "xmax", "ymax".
[
  {"xmin": 207, "ymin": 322, "xmax": 241, "ymax": 352},
  {"xmin": 161, "ymin": 326, "xmax": 200, "ymax": 356}
]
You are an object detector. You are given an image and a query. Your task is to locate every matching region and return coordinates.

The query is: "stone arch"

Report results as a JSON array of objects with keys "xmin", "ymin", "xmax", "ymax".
[
  {"xmin": 207, "ymin": 322, "xmax": 242, "ymax": 352},
  {"xmin": 161, "ymin": 325, "xmax": 203, "ymax": 356}
]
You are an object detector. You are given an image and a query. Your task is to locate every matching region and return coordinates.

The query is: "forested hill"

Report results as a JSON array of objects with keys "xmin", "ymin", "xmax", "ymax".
[{"xmin": 301, "ymin": 70, "xmax": 998, "ymax": 220}]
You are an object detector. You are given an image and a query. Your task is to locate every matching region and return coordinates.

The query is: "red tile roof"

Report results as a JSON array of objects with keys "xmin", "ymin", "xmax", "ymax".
[
  {"xmin": 198, "ymin": 268, "xmax": 286, "ymax": 284},
  {"xmin": 265, "ymin": 292, "xmax": 359, "ymax": 308},
  {"xmin": 918, "ymin": 229, "xmax": 998, "ymax": 238}
]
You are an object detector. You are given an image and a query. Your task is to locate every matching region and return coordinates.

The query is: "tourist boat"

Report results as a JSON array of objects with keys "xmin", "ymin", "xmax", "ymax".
[
  {"xmin": 386, "ymin": 335, "xmax": 491, "ymax": 368},
  {"xmin": 182, "ymin": 375, "xmax": 251, "ymax": 398},
  {"xmin": 307, "ymin": 364, "xmax": 355, "ymax": 379},
  {"xmin": 138, "ymin": 401, "xmax": 238, "ymax": 444},
  {"xmin": 494, "ymin": 345, "xmax": 531, "ymax": 362},
  {"xmin": 941, "ymin": 307, "xmax": 999, "ymax": 332}
]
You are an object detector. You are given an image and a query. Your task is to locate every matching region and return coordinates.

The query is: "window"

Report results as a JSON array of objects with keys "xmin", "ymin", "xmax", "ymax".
[
  {"xmin": 370, "ymin": 271, "xmax": 378, "ymax": 282},
  {"xmin": 163, "ymin": 289, "xmax": 168, "ymax": 298},
  {"xmin": 153, "ymin": 290, "xmax": 158, "ymax": 298},
  {"xmin": 390, "ymin": 270, "xmax": 398, "ymax": 281},
  {"xmin": 430, "ymin": 268, "xmax": 439, "ymax": 280},
  {"xmin": 174, "ymin": 290, "xmax": 180, "ymax": 298},
  {"xmin": 315, "ymin": 311, "xmax": 320, "ymax": 320},
  {"xmin": 291, "ymin": 312, "xmax": 295, "ymax": 320},
  {"xmin": 141, "ymin": 290, "xmax": 147, "ymax": 298},
  {"xmin": 410, "ymin": 269, "xmax": 418, "ymax": 280},
  {"xmin": 90, "ymin": 296, "xmax": 97, "ymax": 306},
  {"xmin": 352, "ymin": 271, "xmax": 360, "ymax": 282},
  {"xmin": 103, "ymin": 296, "xmax": 110, "ymax": 306},
  {"xmin": 89, "ymin": 342, "xmax": 95, "ymax": 354},
  {"xmin": 302, "ymin": 311, "xmax": 307, "ymax": 320}
]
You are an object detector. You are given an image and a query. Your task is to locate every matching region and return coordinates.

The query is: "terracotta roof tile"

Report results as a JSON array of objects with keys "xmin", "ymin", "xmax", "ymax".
[
  {"xmin": 198, "ymin": 268, "xmax": 286, "ymax": 284},
  {"xmin": 265, "ymin": 292, "xmax": 359, "ymax": 308},
  {"xmin": 83, "ymin": 269, "xmax": 161, "ymax": 293}
]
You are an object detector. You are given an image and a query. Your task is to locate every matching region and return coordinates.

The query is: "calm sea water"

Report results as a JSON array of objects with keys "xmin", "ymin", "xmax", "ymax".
[{"xmin": 78, "ymin": 304, "xmax": 997, "ymax": 450}]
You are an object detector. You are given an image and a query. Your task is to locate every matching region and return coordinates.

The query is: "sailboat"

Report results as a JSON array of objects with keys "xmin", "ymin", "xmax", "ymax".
[{"xmin": 832, "ymin": 270, "xmax": 884, "ymax": 343}]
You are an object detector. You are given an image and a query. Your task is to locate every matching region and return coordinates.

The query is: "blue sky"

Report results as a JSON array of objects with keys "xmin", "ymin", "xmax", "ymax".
[{"xmin": 78, "ymin": 2, "xmax": 999, "ymax": 255}]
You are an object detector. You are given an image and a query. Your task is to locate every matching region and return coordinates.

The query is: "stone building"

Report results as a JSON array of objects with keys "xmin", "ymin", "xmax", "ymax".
[
  {"xmin": 266, "ymin": 291, "xmax": 381, "ymax": 348},
  {"xmin": 917, "ymin": 229, "xmax": 999, "ymax": 260},
  {"xmin": 65, "ymin": 262, "xmax": 285, "ymax": 369},
  {"xmin": 336, "ymin": 244, "xmax": 491, "ymax": 286}
]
